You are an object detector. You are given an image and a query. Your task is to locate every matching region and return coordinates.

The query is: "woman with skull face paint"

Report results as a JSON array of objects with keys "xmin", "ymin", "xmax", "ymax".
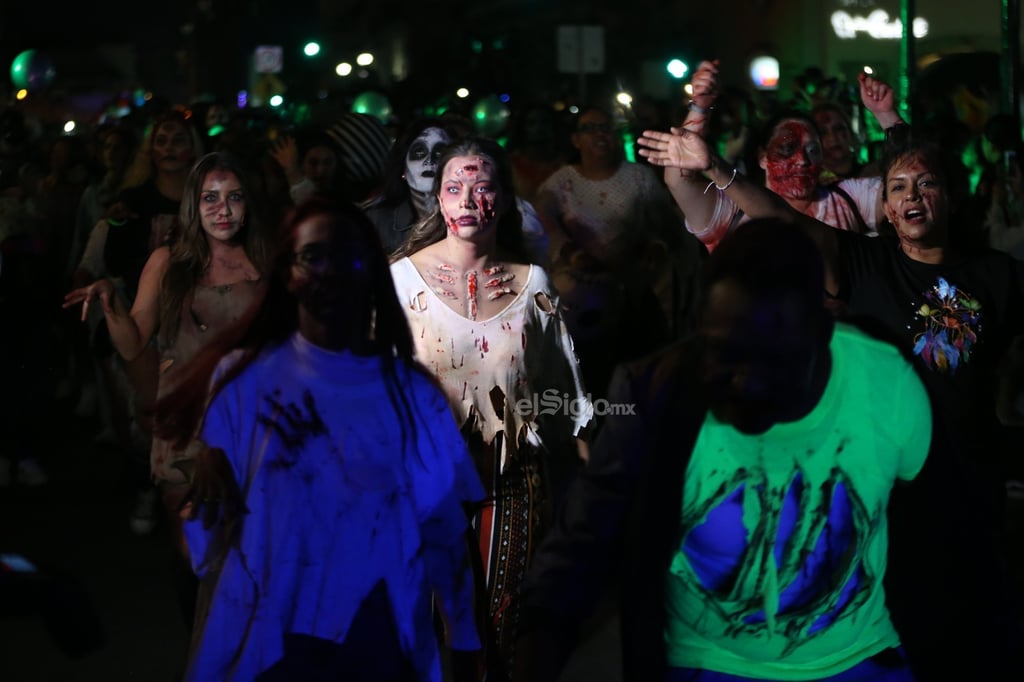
[
  {"xmin": 152, "ymin": 197, "xmax": 484, "ymax": 681},
  {"xmin": 365, "ymin": 118, "xmax": 552, "ymax": 268},
  {"xmin": 364, "ymin": 118, "xmax": 469, "ymax": 255},
  {"xmin": 390, "ymin": 137, "xmax": 593, "ymax": 680}
]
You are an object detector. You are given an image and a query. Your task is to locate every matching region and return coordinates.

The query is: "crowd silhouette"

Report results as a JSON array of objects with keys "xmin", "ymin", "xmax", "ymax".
[{"xmin": 1, "ymin": 49, "xmax": 1022, "ymax": 682}]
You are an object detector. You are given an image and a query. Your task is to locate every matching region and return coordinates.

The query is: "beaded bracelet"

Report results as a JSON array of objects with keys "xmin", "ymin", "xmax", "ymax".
[{"xmin": 703, "ymin": 167, "xmax": 738, "ymax": 195}]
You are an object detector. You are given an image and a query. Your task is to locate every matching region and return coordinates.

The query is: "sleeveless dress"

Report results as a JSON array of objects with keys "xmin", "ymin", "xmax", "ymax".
[
  {"xmin": 149, "ymin": 277, "xmax": 266, "ymax": 484},
  {"xmin": 390, "ymin": 256, "xmax": 592, "ymax": 677}
]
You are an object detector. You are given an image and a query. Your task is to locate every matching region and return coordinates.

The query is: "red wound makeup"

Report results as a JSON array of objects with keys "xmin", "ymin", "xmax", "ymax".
[
  {"xmin": 764, "ymin": 120, "xmax": 822, "ymax": 199},
  {"xmin": 440, "ymin": 155, "xmax": 499, "ymax": 234}
]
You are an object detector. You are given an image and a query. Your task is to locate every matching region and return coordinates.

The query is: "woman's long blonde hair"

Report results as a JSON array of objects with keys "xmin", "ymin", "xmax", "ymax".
[{"xmin": 119, "ymin": 109, "xmax": 205, "ymax": 193}]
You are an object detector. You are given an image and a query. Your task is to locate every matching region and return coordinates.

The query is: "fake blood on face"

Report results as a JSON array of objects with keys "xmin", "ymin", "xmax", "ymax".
[{"xmin": 764, "ymin": 120, "xmax": 822, "ymax": 201}]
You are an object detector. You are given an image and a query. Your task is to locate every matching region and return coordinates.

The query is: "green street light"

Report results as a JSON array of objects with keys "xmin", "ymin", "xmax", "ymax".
[
  {"xmin": 303, "ymin": 42, "xmax": 321, "ymax": 57},
  {"xmin": 666, "ymin": 59, "xmax": 689, "ymax": 79}
]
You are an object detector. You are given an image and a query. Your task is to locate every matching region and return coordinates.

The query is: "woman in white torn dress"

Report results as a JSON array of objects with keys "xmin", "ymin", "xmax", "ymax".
[{"xmin": 390, "ymin": 137, "xmax": 592, "ymax": 680}]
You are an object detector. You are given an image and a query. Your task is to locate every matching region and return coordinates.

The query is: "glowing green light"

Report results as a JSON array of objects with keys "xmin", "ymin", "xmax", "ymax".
[
  {"xmin": 666, "ymin": 59, "xmax": 689, "ymax": 79},
  {"xmin": 621, "ymin": 130, "xmax": 636, "ymax": 163}
]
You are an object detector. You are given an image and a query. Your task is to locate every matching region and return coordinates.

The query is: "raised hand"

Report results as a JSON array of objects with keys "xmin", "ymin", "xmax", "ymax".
[
  {"xmin": 62, "ymin": 278, "xmax": 115, "ymax": 322},
  {"xmin": 269, "ymin": 134, "xmax": 302, "ymax": 184},
  {"xmin": 858, "ymin": 72, "xmax": 902, "ymax": 128},
  {"xmin": 637, "ymin": 128, "xmax": 711, "ymax": 173},
  {"xmin": 689, "ymin": 59, "xmax": 721, "ymax": 111}
]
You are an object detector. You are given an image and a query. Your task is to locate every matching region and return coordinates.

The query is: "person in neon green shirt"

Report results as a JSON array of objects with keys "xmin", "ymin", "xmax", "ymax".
[{"xmin": 514, "ymin": 218, "xmax": 933, "ymax": 682}]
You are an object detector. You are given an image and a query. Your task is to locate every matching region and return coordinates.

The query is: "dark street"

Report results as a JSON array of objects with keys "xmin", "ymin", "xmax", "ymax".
[
  {"xmin": 0, "ymin": 404, "xmax": 621, "ymax": 682},
  {"xmin": 1, "ymin": 409, "xmax": 190, "ymax": 682},
  {"xmin": 2, "ymin": 400, "xmax": 1022, "ymax": 681}
]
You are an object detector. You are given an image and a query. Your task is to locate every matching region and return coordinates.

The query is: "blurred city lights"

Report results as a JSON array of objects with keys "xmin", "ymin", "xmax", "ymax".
[
  {"xmin": 356, "ymin": 52, "xmax": 374, "ymax": 66},
  {"xmin": 831, "ymin": 10, "xmax": 928, "ymax": 39},
  {"xmin": 750, "ymin": 55, "xmax": 780, "ymax": 90},
  {"xmin": 456, "ymin": 88, "xmax": 470, "ymax": 99},
  {"xmin": 666, "ymin": 59, "xmax": 689, "ymax": 79},
  {"xmin": 303, "ymin": 42, "xmax": 321, "ymax": 57},
  {"xmin": 336, "ymin": 62, "xmax": 353, "ymax": 77}
]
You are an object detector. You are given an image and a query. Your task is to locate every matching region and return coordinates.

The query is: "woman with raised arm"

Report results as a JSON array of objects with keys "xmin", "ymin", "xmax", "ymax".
[
  {"xmin": 639, "ymin": 108, "xmax": 1024, "ymax": 682},
  {"xmin": 658, "ymin": 63, "xmax": 903, "ymax": 253}
]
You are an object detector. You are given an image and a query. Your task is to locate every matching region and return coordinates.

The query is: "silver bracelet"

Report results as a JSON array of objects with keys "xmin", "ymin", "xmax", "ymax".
[
  {"xmin": 688, "ymin": 100, "xmax": 711, "ymax": 115},
  {"xmin": 703, "ymin": 167, "xmax": 738, "ymax": 195}
]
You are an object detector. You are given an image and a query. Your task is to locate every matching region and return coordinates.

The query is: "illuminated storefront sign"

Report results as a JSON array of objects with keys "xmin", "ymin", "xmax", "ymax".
[{"xmin": 831, "ymin": 10, "xmax": 929, "ymax": 39}]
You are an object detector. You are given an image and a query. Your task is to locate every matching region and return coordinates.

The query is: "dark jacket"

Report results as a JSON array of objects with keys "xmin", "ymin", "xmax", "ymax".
[{"xmin": 515, "ymin": 335, "xmax": 708, "ymax": 682}]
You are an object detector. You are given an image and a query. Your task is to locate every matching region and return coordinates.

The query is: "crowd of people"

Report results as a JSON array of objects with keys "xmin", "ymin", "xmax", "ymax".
[{"xmin": 1, "ymin": 52, "xmax": 1022, "ymax": 682}]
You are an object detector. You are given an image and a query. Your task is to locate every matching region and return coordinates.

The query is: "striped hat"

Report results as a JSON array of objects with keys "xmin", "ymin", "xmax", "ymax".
[{"xmin": 326, "ymin": 113, "xmax": 392, "ymax": 185}]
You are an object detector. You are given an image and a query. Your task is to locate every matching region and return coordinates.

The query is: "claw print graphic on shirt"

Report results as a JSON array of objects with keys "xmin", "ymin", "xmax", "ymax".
[
  {"xmin": 680, "ymin": 467, "xmax": 870, "ymax": 656},
  {"xmin": 911, "ymin": 277, "xmax": 982, "ymax": 374},
  {"xmin": 661, "ymin": 324, "xmax": 932, "ymax": 677}
]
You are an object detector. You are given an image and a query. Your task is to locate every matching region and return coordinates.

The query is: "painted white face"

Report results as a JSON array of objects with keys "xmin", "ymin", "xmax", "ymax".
[{"xmin": 404, "ymin": 126, "xmax": 449, "ymax": 194}]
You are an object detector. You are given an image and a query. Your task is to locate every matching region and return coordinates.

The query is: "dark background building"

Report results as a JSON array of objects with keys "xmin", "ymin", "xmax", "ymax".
[{"xmin": 0, "ymin": 2, "xmax": 1020, "ymax": 143}]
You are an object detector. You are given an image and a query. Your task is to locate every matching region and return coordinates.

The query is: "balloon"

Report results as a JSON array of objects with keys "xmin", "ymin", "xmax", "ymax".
[
  {"xmin": 351, "ymin": 92, "xmax": 392, "ymax": 124},
  {"xmin": 472, "ymin": 95, "xmax": 510, "ymax": 137},
  {"xmin": 10, "ymin": 50, "xmax": 56, "ymax": 91}
]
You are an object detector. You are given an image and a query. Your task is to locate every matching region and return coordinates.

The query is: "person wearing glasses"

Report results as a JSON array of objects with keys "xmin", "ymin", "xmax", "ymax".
[
  {"xmin": 152, "ymin": 197, "xmax": 484, "ymax": 682},
  {"xmin": 535, "ymin": 105, "xmax": 680, "ymax": 269},
  {"xmin": 534, "ymin": 105, "xmax": 704, "ymax": 399}
]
